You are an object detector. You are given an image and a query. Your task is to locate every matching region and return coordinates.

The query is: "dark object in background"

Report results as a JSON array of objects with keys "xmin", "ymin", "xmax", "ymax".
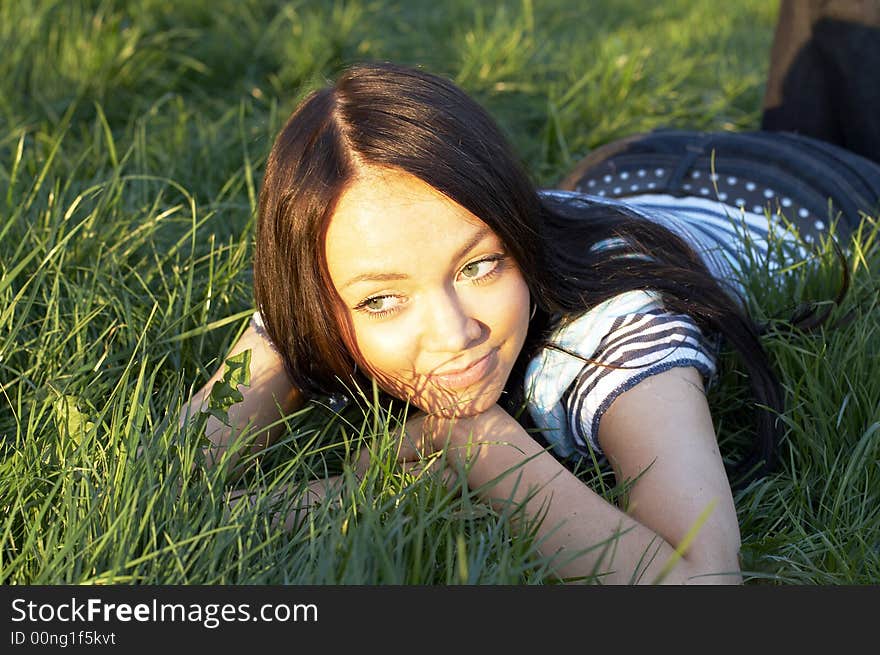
[
  {"xmin": 556, "ymin": 129, "xmax": 880, "ymax": 242},
  {"xmin": 761, "ymin": 0, "xmax": 880, "ymax": 164}
]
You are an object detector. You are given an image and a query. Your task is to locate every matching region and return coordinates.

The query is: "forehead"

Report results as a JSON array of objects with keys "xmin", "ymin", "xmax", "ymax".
[{"xmin": 324, "ymin": 168, "xmax": 494, "ymax": 284}]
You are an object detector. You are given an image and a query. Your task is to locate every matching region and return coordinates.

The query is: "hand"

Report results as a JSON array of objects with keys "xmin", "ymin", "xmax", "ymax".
[
  {"xmin": 399, "ymin": 404, "xmax": 537, "ymax": 497},
  {"xmin": 350, "ymin": 426, "xmax": 458, "ymax": 491},
  {"xmin": 401, "ymin": 404, "xmax": 523, "ymax": 465},
  {"xmin": 378, "ymin": 406, "xmax": 520, "ymax": 492}
]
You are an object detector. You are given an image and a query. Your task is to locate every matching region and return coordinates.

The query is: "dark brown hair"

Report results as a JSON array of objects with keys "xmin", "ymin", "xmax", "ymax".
[{"xmin": 254, "ymin": 61, "xmax": 791, "ymax": 484}]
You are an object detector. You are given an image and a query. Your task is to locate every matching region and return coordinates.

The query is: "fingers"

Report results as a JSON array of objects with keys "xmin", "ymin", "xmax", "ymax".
[
  {"xmin": 397, "ymin": 412, "xmax": 436, "ymax": 461},
  {"xmin": 349, "ymin": 410, "xmax": 468, "ymax": 494},
  {"xmin": 400, "ymin": 411, "xmax": 462, "ymax": 459},
  {"xmin": 353, "ymin": 446, "xmax": 372, "ymax": 478},
  {"xmin": 400, "ymin": 457, "xmax": 459, "ymax": 492},
  {"xmin": 357, "ymin": 426, "xmax": 461, "ymax": 493}
]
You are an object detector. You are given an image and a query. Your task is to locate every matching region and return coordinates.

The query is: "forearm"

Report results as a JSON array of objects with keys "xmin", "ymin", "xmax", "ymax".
[
  {"xmin": 225, "ymin": 475, "xmax": 344, "ymax": 532},
  {"xmin": 182, "ymin": 382, "xmax": 300, "ymax": 471},
  {"xmin": 445, "ymin": 428, "xmax": 741, "ymax": 585},
  {"xmin": 179, "ymin": 325, "xmax": 303, "ymax": 475}
]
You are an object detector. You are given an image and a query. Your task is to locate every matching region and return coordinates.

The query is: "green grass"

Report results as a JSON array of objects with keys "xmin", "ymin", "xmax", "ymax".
[{"xmin": 1, "ymin": 0, "xmax": 878, "ymax": 584}]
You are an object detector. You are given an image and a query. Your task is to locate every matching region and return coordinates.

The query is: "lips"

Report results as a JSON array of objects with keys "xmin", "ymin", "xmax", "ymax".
[{"xmin": 428, "ymin": 349, "xmax": 498, "ymax": 391}]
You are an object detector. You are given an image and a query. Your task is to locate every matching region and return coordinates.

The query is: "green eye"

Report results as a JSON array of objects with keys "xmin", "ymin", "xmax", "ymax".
[
  {"xmin": 355, "ymin": 294, "xmax": 401, "ymax": 318},
  {"xmin": 461, "ymin": 256, "xmax": 503, "ymax": 281},
  {"xmin": 461, "ymin": 262, "xmax": 481, "ymax": 278}
]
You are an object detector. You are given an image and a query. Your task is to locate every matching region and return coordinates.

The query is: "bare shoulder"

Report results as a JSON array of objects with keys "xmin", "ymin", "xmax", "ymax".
[
  {"xmin": 599, "ymin": 366, "xmax": 718, "ymax": 472},
  {"xmin": 233, "ymin": 324, "xmax": 288, "ymax": 381},
  {"xmin": 189, "ymin": 322, "xmax": 300, "ymax": 418}
]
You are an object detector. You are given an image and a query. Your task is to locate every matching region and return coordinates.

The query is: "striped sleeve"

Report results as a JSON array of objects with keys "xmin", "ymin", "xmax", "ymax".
[{"xmin": 562, "ymin": 309, "xmax": 718, "ymax": 456}]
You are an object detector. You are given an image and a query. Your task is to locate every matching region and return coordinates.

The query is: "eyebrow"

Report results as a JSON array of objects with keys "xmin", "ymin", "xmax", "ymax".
[{"xmin": 340, "ymin": 227, "xmax": 493, "ymax": 291}]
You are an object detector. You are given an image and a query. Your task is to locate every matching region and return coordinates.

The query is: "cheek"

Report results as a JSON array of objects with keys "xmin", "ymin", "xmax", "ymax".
[
  {"xmin": 349, "ymin": 318, "xmax": 419, "ymax": 380},
  {"xmin": 352, "ymin": 322, "xmax": 429, "ymax": 403},
  {"xmin": 329, "ymin": 301, "xmax": 415, "ymax": 393},
  {"xmin": 511, "ymin": 278, "xmax": 532, "ymax": 329},
  {"xmin": 486, "ymin": 270, "xmax": 531, "ymax": 341}
]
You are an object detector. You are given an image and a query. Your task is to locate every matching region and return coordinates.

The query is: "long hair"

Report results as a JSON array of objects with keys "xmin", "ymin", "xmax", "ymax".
[{"xmin": 254, "ymin": 61, "xmax": 797, "ymax": 485}]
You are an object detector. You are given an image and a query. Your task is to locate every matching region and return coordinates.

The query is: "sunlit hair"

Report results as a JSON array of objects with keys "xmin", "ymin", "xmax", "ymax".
[{"xmin": 253, "ymin": 61, "xmax": 825, "ymax": 485}]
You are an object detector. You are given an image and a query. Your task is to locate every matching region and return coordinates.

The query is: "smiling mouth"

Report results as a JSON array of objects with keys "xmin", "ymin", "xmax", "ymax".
[{"xmin": 428, "ymin": 349, "xmax": 498, "ymax": 391}]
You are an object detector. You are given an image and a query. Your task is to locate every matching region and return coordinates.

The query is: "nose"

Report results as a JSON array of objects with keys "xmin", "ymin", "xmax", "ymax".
[{"xmin": 421, "ymin": 287, "xmax": 483, "ymax": 354}]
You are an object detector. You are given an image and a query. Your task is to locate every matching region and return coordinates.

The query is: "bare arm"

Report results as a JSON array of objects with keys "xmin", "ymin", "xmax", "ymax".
[
  {"xmin": 411, "ymin": 366, "xmax": 741, "ymax": 584},
  {"xmin": 596, "ymin": 365, "xmax": 742, "ymax": 583},
  {"xmin": 180, "ymin": 324, "xmax": 304, "ymax": 474}
]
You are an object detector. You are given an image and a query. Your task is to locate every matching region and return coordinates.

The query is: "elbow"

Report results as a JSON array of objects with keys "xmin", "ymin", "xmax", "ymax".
[{"xmin": 662, "ymin": 548, "xmax": 742, "ymax": 585}]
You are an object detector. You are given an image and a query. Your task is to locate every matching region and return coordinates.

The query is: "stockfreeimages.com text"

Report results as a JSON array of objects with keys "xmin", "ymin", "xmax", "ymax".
[{"xmin": 11, "ymin": 597, "xmax": 317, "ymax": 630}]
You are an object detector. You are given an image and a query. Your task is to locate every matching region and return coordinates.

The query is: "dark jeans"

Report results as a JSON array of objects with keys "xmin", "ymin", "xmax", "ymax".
[
  {"xmin": 556, "ymin": 1, "xmax": 880, "ymax": 239},
  {"xmin": 761, "ymin": 0, "xmax": 880, "ymax": 164}
]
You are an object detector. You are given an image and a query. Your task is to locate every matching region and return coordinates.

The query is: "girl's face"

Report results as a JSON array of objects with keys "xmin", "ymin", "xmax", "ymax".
[{"xmin": 324, "ymin": 166, "xmax": 531, "ymax": 417}]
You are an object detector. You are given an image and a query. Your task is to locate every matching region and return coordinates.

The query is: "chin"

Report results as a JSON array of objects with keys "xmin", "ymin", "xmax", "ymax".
[
  {"xmin": 374, "ymin": 368, "xmax": 509, "ymax": 418},
  {"xmin": 414, "ymin": 383, "xmax": 504, "ymax": 419}
]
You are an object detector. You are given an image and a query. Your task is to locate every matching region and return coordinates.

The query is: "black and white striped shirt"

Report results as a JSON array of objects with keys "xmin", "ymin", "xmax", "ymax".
[{"xmin": 525, "ymin": 190, "xmax": 802, "ymax": 460}]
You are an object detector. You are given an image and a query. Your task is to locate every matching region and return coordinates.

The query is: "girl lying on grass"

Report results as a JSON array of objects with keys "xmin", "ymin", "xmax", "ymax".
[{"xmin": 177, "ymin": 59, "xmax": 879, "ymax": 584}]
